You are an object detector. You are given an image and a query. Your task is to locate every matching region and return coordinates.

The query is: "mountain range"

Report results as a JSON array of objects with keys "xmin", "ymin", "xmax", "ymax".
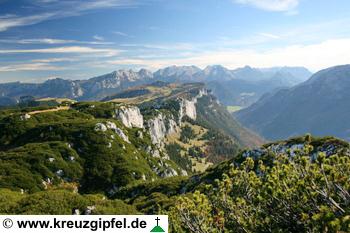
[
  {"xmin": 0, "ymin": 66, "xmax": 350, "ymax": 232},
  {"xmin": 0, "ymin": 65, "xmax": 312, "ymax": 107},
  {"xmin": 236, "ymin": 64, "xmax": 350, "ymax": 141}
]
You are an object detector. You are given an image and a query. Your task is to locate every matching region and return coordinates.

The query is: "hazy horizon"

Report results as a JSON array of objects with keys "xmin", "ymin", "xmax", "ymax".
[{"xmin": 0, "ymin": 63, "xmax": 317, "ymax": 84}]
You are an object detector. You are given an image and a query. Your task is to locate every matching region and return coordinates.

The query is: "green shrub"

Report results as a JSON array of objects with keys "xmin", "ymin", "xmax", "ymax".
[
  {"xmin": 180, "ymin": 126, "xmax": 195, "ymax": 143},
  {"xmin": 166, "ymin": 143, "xmax": 192, "ymax": 172}
]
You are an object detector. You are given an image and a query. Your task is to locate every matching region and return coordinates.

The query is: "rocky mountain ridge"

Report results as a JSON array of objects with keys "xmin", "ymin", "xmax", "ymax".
[{"xmin": 0, "ymin": 65, "xmax": 312, "ymax": 107}]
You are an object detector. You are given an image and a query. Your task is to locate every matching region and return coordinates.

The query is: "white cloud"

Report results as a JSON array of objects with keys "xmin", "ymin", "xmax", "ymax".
[
  {"xmin": 258, "ymin": 32, "xmax": 281, "ymax": 39},
  {"xmin": 0, "ymin": 14, "xmax": 17, "ymax": 19},
  {"xmin": 0, "ymin": 63, "xmax": 62, "ymax": 72},
  {"xmin": 0, "ymin": 46, "xmax": 120, "ymax": 56},
  {"xmin": 31, "ymin": 57, "xmax": 78, "ymax": 63},
  {"xmin": 107, "ymin": 38, "xmax": 350, "ymax": 72},
  {"xmin": 0, "ymin": 13, "xmax": 55, "ymax": 32},
  {"xmin": 120, "ymin": 43, "xmax": 195, "ymax": 50},
  {"xmin": 112, "ymin": 31, "xmax": 130, "ymax": 37},
  {"xmin": 17, "ymin": 38, "xmax": 76, "ymax": 44},
  {"xmin": 234, "ymin": 0, "xmax": 299, "ymax": 12},
  {"xmin": 0, "ymin": 38, "xmax": 114, "ymax": 45},
  {"xmin": 77, "ymin": 0, "xmax": 138, "ymax": 11},
  {"xmin": 93, "ymin": 35, "xmax": 104, "ymax": 41},
  {"xmin": 0, "ymin": 0, "xmax": 138, "ymax": 32}
]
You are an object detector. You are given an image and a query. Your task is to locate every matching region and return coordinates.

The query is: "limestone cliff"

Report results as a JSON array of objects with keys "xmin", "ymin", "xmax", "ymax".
[
  {"xmin": 147, "ymin": 113, "xmax": 179, "ymax": 145},
  {"xmin": 179, "ymin": 88, "xmax": 207, "ymax": 121},
  {"xmin": 115, "ymin": 105, "xmax": 144, "ymax": 128}
]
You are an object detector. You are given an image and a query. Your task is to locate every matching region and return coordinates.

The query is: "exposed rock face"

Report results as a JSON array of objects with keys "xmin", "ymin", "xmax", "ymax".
[
  {"xmin": 20, "ymin": 113, "xmax": 31, "ymax": 121},
  {"xmin": 180, "ymin": 99, "xmax": 197, "ymax": 120},
  {"xmin": 160, "ymin": 167, "xmax": 178, "ymax": 178},
  {"xmin": 179, "ymin": 88, "xmax": 207, "ymax": 121},
  {"xmin": 106, "ymin": 121, "xmax": 130, "ymax": 143},
  {"xmin": 94, "ymin": 123, "xmax": 107, "ymax": 132},
  {"xmin": 147, "ymin": 113, "xmax": 179, "ymax": 145},
  {"xmin": 42, "ymin": 178, "xmax": 52, "ymax": 190},
  {"xmin": 167, "ymin": 118, "xmax": 179, "ymax": 135},
  {"xmin": 147, "ymin": 89, "xmax": 207, "ymax": 145},
  {"xmin": 148, "ymin": 114, "xmax": 167, "ymax": 145},
  {"xmin": 151, "ymin": 160, "xmax": 179, "ymax": 178},
  {"xmin": 181, "ymin": 169, "xmax": 188, "ymax": 176},
  {"xmin": 115, "ymin": 106, "xmax": 144, "ymax": 128},
  {"xmin": 106, "ymin": 121, "xmax": 117, "ymax": 130},
  {"xmin": 115, "ymin": 128, "xmax": 130, "ymax": 143},
  {"xmin": 56, "ymin": 170, "xmax": 64, "ymax": 177}
]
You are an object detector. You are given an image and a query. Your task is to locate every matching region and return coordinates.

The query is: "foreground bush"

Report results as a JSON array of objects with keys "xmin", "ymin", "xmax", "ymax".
[{"xmin": 169, "ymin": 148, "xmax": 350, "ymax": 233}]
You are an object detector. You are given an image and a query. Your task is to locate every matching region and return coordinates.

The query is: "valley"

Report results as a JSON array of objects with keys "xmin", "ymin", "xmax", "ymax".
[{"xmin": 236, "ymin": 65, "xmax": 350, "ymax": 142}]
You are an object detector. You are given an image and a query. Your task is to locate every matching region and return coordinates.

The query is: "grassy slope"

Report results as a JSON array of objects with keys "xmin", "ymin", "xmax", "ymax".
[
  {"xmin": 0, "ymin": 103, "xmax": 180, "ymax": 194},
  {"xmin": 196, "ymin": 95, "xmax": 264, "ymax": 148},
  {"xmin": 227, "ymin": 105, "xmax": 243, "ymax": 113}
]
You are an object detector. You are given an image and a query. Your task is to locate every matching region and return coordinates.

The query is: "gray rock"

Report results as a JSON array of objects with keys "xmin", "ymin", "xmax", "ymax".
[
  {"xmin": 94, "ymin": 123, "xmax": 107, "ymax": 132},
  {"xmin": 115, "ymin": 128, "xmax": 130, "ymax": 143},
  {"xmin": 20, "ymin": 113, "xmax": 31, "ymax": 121},
  {"xmin": 115, "ymin": 106, "xmax": 144, "ymax": 128}
]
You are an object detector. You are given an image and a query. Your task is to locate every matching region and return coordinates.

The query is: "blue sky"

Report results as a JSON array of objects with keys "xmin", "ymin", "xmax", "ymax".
[{"xmin": 1, "ymin": 0, "xmax": 350, "ymax": 82}]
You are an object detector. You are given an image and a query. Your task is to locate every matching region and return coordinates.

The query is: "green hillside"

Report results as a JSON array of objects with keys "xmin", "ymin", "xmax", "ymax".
[
  {"xmin": 0, "ymin": 83, "xmax": 260, "ymax": 194},
  {"xmin": 1, "ymin": 134, "xmax": 349, "ymax": 232},
  {"xmin": 4, "ymin": 83, "xmax": 349, "ymax": 231}
]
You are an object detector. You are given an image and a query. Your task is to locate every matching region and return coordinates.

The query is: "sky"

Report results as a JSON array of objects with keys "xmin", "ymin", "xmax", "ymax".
[{"xmin": 1, "ymin": 0, "xmax": 350, "ymax": 82}]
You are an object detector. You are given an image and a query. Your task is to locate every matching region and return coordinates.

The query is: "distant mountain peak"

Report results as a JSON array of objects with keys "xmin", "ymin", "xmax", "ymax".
[
  {"xmin": 138, "ymin": 69, "xmax": 152, "ymax": 79},
  {"xmin": 242, "ymin": 65, "xmax": 254, "ymax": 70},
  {"xmin": 306, "ymin": 64, "xmax": 350, "ymax": 84},
  {"xmin": 201, "ymin": 65, "xmax": 233, "ymax": 79},
  {"xmin": 0, "ymin": 64, "xmax": 313, "ymax": 106},
  {"xmin": 236, "ymin": 64, "xmax": 350, "ymax": 141},
  {"xmin": 204, "ymin": 64, "xmax": 227, "ymax": 71},
  {"xmin": 154, "ymin": 65, "xmax": 201, "ymax": 80}
]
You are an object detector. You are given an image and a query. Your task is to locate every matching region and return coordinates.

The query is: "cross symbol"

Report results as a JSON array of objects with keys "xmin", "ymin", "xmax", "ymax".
[{"xmin": 155, "ymin": 217, "xmax": 160, "ymax": 226}]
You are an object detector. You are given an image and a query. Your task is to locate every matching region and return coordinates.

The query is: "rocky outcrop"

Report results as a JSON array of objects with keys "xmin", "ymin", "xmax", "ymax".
[
  {"xmin": 94, "ymin": 123, "xmax": 107, "ymax": 132},
  {"xmin": 115, "ymin": 106, "xmax": 144, "ymax": 128},
  {"xmin": 160, "ymin": 167, "xmax": 178, "ymax": 178},
  {"xmin": 147, "ymin": 113, "xmax": 179, "ymax": 145},
  {"xmin": 167, "ymin": 118, "xmax": 179, "ymax": 135},
  {"xmin": 179, "ymin": 88, "xmax": 207, "ymax": 121},
  {"xmin": 180, "ymin": 99, "xmax": 197, "ymax": 120},
  {"xmin": 148, "ymin": 114, "xmax": 167, "ymax": 145},
  {"xmin": 151, "ymin": 160, "xmax": 179, "ymax": 178},
  {"xmin": 147, "ymin": 89, "xmax": 207, "ymax": 145},
  {"xmin": 95, "ymin": 121, "xmax": 130, "ymax": 143},
  {"xmin": 20, "ymin": 113, "xmax": 31, "ymax": 121},
  {"xmin": 106, "ymin": 121, "xmax": 130, "ymax": 143},
  {"xmin": 115, "ymin": 128, "xmax": 130, "ymax": 143}
]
